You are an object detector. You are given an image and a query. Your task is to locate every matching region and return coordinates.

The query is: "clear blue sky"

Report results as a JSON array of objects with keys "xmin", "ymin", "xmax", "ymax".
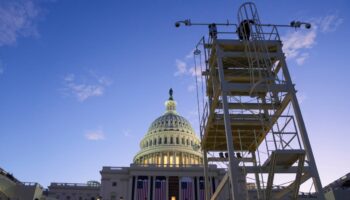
[{"xmin": 0, "ymin": 0, "xmax": 349, "ymax": 188}]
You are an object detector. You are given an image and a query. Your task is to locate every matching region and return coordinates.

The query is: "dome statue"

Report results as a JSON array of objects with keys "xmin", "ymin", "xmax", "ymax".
[{"xmin": 133, "ymin": 89, "xmax": 203, "ymax": 167}]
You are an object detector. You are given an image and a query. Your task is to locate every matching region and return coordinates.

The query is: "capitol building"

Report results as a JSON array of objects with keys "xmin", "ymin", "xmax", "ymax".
[
  {"xmin": 98, "ymin": 90, "xmax": 227, "ymax": 200},
  {"xmin": 0, "ymin": 90, "xmax": 227, "ymax": 200}
]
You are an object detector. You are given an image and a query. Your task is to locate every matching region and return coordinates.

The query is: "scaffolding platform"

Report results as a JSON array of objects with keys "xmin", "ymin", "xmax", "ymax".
[
  {"xmin": 263, "ymin": 150, "xmax": 306, "ymax": 168},
  {"xmin": 201, "ymin": 38, "xmax": 291, "ymax": 152}
]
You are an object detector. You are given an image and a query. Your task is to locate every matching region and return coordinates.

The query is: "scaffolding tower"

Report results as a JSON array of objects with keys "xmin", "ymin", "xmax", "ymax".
[{"xmin": 193, "ymin": 2, "xmax": 325, "ymax": 200}]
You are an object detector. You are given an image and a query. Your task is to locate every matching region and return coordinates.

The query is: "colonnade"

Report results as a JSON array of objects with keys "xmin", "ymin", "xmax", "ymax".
[{"xmin": 135, "ymin": 151, "xmax": 203, "ymax": 166}]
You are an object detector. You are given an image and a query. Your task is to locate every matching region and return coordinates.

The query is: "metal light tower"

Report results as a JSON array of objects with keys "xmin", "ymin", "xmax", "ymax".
[{"xmin": 176, "ymin": 2, "xmax": 324, "ymax": 200}]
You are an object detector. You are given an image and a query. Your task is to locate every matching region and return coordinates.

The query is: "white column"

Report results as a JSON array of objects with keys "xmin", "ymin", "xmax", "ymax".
[
  {"xmin": 148, "ymin": 176, "xmax": 151, "ymax": 200},
  {"xmin": 172, "ymin": 152, "xmax": 176, "ymax": 167},
  {"xmin": 167, "ymin": 152, "xmax": 170, "ymax": 167},
  {"xmin": 166, "ymin": 176, "xmax": 169, "ymax": 200},
  {"xmin": 181, "ymin": 152, "xmax": 184, "ymax": 166},
  {"xmin": 151, "ymin": 176, "xmax": 155, "ymax": 200},
  {"xmin": 196, "ymin": 176, "xmax": 200, "ymax": 200},
  {"xmin": 192, "ymin": 177, "xmax": 195, "ymax": 200},
  {"xmin": 153, "ymin": 176, "xmax": 156, "ymax": 200},
  {"xmin": 179, "ymin": 176, "xmax": 182, "ymax": 200}
]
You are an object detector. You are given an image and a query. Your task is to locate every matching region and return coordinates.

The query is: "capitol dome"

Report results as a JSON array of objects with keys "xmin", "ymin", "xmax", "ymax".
[{"xmin": 133, "ymin": 89, "xmax": 203, "ymax": 166}]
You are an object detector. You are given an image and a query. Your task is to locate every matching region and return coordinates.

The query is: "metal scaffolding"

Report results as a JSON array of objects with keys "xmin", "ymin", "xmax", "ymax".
[{"xmin": 185, "ymin": 2, "xmax": 324, "ymax": 200}]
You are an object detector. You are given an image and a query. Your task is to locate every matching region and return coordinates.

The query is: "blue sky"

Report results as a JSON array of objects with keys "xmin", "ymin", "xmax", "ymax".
[{"xmin": 0, "ymin": 0, "xmax": 349, "ymax": 188}]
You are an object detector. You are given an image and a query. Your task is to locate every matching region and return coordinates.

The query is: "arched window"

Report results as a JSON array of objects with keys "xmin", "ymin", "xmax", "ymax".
[
  {"xmin": 170, "ymin": 137, "xmax": 174, "ymax": 144},
  {"xmin": 182, "ymin": 138, "xmax": 185, "ymax": 145},
  {"xmin": 164, "ymin": 137, "xmax": 168, "ymax": 144},
  {"xmin": 158, "ymin": 137, "xmax": 162, "ymax": 144},
  {"xmin": 150, "ymin": 140, "xmax": 152, "ymax": 146},
  {"xmin": 176, "ymin": 137, "xmax": 179, "ymax": 144},
  {"xmin": 186, "ymin": 139, "xmax": 189, "ymax": 145},
  {"xmin": 154, "ymin": 138, "xmax": 157, "ymax": 145}
]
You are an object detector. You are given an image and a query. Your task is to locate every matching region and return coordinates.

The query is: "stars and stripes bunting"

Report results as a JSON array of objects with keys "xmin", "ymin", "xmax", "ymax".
[
  {"xmin": 137, "ymin": 177, "xmax": 148, "ymax": 200},
  {"xmin": 181, "ymin": 178, "xmax": 193, "ymax": 200}
]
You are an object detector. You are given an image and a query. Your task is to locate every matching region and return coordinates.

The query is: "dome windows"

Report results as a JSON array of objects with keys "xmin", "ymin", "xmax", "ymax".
[{"xmin": 141, "ymin": 135, "xmax": 200, "ymax": 151}]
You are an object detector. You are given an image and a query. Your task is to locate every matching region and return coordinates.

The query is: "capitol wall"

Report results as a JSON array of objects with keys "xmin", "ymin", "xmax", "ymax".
[{"xmin": 100, "ymin": 164, "xmax": 228, "ymax": 200}]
